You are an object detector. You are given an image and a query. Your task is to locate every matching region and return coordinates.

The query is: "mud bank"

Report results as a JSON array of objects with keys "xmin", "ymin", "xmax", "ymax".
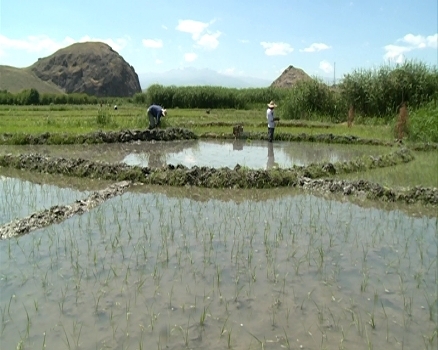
[
  {"xmin": 0, "ymin": 128, "xmax": 197, "ymax": 145},
  {"xmin": 2, "ymin": 127, "xmax": 437, "ymax": 152},
  {"xmin": 0, "ymin": 148, "xmax": 413, "ymax": 183},
  {"xmin": 1, "ymin": 149, "xmax": 435, "ymax": 206},
  {"xmin": 299, "ymin": 178, "xmax": 438, "ymax": 205},
  {"xmin": 0, "ymin": 181, "xmax": 130, "ymax": 239},
  {"xmin": 202, "ymin": 131, "xmax": 438, "ymax": 150},
  {"xmin": 201, "ymin": 131, "xmax": 396, "ymax": 146}
]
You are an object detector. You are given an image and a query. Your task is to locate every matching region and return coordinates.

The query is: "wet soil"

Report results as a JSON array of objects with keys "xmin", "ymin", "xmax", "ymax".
[
  {"xmin": 0, "ymin": 181, "xmax": 130, "ymax": 239},
  {"xmin": 2, "ymin": 127, "xmax": 437, "ymax": 151},
  {"xmin": 0, "ymin": 149, "xmax": 436, "ymax": 206}
]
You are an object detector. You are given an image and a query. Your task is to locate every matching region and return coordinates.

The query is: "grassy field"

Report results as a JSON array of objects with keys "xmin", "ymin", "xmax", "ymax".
[{"xmin": 0, "ymin": 104, "xmax": 394, "ymax": 140}]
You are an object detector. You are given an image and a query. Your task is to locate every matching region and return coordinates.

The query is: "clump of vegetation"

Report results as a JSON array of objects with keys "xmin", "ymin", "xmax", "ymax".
[
  {"xmin": 348, "ymin": 105, "xmax": 354, "ymax": 128},
  {"xmin": 279, "ymin": 78, "xmax": 346, "ymax": 122},
  {"xmin": 96, "ymin": 109, "xmax": 113, "ymax": 126},
  {"xmin": 134, "ymin": 84, "xmax": 288, "ymax": 110},
  {"xmin": 341, "ymin": 60, "xmax": 438, "ymax": 119},
  {"xmin": 395, "ymin": 102, "xmax": 409, "ymax": 140},
  {"xmin": 407, "ymin": 101, "xmax": 438, "ymax": 143}
]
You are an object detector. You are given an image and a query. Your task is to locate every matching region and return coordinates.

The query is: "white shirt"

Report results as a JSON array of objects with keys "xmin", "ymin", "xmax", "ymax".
[{"xmin": 267, "ymin": 108, "xmax": 275, "ymax": 128}]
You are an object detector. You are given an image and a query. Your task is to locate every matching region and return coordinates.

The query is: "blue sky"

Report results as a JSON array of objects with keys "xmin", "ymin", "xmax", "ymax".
[{"xmin": 1, "ymin": 0, "xmax": 437, "ymax": 83}]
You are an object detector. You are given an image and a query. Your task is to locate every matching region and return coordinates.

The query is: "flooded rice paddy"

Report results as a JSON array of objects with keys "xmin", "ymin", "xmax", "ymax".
[
  {"xmin": 0, "ymin": 140, "xmax": 390, "ymax": 169},
  {"xmin": 0, "ymin": 176, "xmax": 436, "ymax": 349}
]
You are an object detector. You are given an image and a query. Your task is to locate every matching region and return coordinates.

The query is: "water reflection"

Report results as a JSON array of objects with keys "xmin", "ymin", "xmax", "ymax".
[
  {"xmin": 148, "ymin": 151, "xmax": 167, "ymax": 168},
  {"xmin": 1, "ymin": 140, "xmax": 390, "ymax": 169},
  {"xmin": 267, "ymin": 142, "xmax": 276, "ymax": 169},
  {"xmin": 232, "ymin": 139, "xmax": 244, "ymax": 151}
]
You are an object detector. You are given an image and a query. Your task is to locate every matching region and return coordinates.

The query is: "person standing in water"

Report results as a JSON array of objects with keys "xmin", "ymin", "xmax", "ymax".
[{"xmin": 266, "ymin": 101, "xmax": 279, "ymax": 142}]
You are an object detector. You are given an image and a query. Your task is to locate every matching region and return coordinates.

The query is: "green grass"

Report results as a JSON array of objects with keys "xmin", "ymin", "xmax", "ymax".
[
  {"xmin": 1, "ymin": 105, "xmax": 436, "ymax": 189},
  {"xmin": 338, "ymin": 151, "xmax": 438, "ymax": 188},
  {"xmin": 0, "ymin": 104, "xmax": 394, "ymax": 141}
]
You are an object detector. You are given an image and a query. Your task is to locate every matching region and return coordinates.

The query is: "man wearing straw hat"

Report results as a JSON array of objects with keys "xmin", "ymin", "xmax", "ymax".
[
  {"xmin": 266, "ymin": 101, "xmax": 279, "ymax": 142},
  {"xmin": 147, "ymin": 104, "xmax": 167, "ymax": 129}
]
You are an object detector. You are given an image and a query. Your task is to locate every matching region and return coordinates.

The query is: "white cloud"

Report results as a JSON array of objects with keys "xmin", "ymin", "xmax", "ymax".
[
  {"xmin": 0, "ymin": 34, "xmax": 129, "ymax": 57},
  {"xmin": 239, "ymin": 39, "xmax": 249, "ymax": 44},
  {"xmin": 142, "ymin": 39, "xmax": 163, "ymax": 48},
  {"xmin": 184, "ymin": 52, "xmax": 198, "ymax": 62},
  {"xmin": 176, "ymin": 19, "xmax": 221, "ymax": 50},
  {"xmin": 176, "ymin": 19, "xmax": 209, "ymax": 40},
  {"xmin": 426, "ymin": 34, "xmax": 438, "ymax": 48},
  {"xmin": 384, "ymin": 33, "xmax": 437, "ymax": 63},
  {"xmin": 162, "ymin": 25, "xmax": 168, "ymax": 30},
  {"xmin": 155, "ymin": 59, "xmax": 163, "ymax": 64},
  {"xmin": 301, "ymin": 42, "xmax": 331, "ymax": 53},
  {"xmin": 260, "ymin": 42, "xmax": 293, "ymax": 56},
  {"xmin": 383, "ymin": 44, "xmax": 409, "ymax": 63},
  {"xmin": 196, "ymin": 32, "xmax": 220, "ymax": 50},
  {"xmin": 319, "ymin": 60, "xmax": 334, "ymax": 73}
]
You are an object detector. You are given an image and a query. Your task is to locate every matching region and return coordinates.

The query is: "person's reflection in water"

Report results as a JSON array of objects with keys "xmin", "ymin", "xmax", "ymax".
[
  {"xmin": 267, "ymin": 142, "xmax": 276, "ymax": 169},
  {"xmin": 148, "ymin": 151, "xmax": 167, "ymax": 168},
  {"xmin": 233, "ymin": 139, "xmax": 244, "ymax": 151}
]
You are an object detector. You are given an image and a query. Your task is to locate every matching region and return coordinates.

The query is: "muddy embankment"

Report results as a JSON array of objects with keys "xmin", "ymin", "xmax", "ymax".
[
  {"xmin": 204, "ymin": 131, "xmax": 438, "ymax": 150},
  {"xmin": 1, "ymin": 148, "xmax": 436, "ymax": 205},
  {"xmin": 1, "ymin": 127, "xmax": 437, "ymax": 150},
  {"xmin": 0, "ymin": 181, "xmax": 130, "ymax": 239},
  {"xmin": 0, "ymin": 128, "xmax": 197, "ymax": 145}
]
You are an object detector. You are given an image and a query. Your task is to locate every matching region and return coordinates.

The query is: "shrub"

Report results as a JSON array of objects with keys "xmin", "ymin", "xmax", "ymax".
[
  {"xmin": 340, "ymin": 60, "xmax": 438, "ymax": 118},
  {"xmin": 96, "ymin": 109, "xmax": 113, "ymax": 126},
  {"xmin": 407, "ymin": 102, "xmax": 438, "ymax": 143},
  {"xmin": 279, "ymin": 79, "xmax": 346, "ymax": 122}
]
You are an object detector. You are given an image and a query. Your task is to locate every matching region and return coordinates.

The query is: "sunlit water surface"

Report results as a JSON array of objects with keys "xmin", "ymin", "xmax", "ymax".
[
  {"xmin": 0, "ymin": 140, "xmax": 390, "ymax": 169},
  {"xmin": 0, "ymin": 178, "xmax": 436, "ymax": 350}
]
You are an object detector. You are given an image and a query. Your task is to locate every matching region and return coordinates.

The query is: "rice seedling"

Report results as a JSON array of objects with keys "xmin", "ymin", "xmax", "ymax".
[{"xmin": 0, "ymin": 177, "xmax": 436, "ymax": 349}]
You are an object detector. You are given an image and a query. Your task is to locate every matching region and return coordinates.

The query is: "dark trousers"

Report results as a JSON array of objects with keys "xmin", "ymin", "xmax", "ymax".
[
  {"xmin": 268, "ymin": 127, "xmax": 275, "ymax": 142},
  {"xmin": 148, "ymin": 111, "xmax": 161, "ymax": 129}
]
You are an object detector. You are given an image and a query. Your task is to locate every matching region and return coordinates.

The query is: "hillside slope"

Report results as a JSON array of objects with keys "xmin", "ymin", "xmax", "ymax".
[{"xmin": 0, "ymin": 65, "xmax": 64, "ymax": 94}]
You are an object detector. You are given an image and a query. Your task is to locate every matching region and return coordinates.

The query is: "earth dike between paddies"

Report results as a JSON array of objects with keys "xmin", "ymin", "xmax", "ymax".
[
  {"xmin": 1, "ymin": 127, "xmax": 437, "ymax": 151},
  {"xmin": 0, "ymin": 128, "xmax": 198, "ymax": 145},
  {"xmin": 0, "ymin": 181, "xmax": 131, "ymax": 239},
  {"xmin": 1, "ymin": 148, "xmax": 436, "ymax": 206}
]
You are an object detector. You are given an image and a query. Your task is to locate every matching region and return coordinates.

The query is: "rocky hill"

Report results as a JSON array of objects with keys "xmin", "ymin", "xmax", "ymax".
[
  {"xmin": 271, "ymin": 65, "xmax": 313, "ymax": 88},
  {"xmin": 28, "ymin": 42, "xmax": 141, "ymax": 97}
]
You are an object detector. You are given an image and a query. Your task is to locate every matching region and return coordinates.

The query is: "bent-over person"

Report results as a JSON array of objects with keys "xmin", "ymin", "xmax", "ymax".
[{"xmin": 147, "ymin": 104, "xmax": 167, "ymax": 129}]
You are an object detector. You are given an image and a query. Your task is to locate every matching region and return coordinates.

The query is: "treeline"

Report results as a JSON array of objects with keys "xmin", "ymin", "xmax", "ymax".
[
  {"xmin": 0, "ymin": 89, "xmax": 127, "ymax": 105},
  {"xmin": 1, "ymin": 61, "xmax": 436, "ymax": 121},
  {"xmin": 134, "ymin": 60, "xmax": 437, "ymax": 120},
  {"xmin": 133, "ymin": 85, "xmax": 288, "ymax": 109}
]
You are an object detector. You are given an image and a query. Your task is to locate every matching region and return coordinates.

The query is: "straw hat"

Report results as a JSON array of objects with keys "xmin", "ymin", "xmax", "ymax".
[{"xmin": 267, "ymin": 101, "xmax": 277, "ymax": 108}]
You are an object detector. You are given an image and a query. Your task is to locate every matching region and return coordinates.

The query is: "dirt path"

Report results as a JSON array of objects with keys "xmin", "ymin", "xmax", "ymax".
[{"xmin": 0, "ymin": 181, "xmax": 131, "ymax": 239}]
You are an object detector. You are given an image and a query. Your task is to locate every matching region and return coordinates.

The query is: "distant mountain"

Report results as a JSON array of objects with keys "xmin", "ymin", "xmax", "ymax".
[
  {"xmin": 270, "ymin": 65, "xmax": 313, "ymax": 88},
  {"xmin": 1, "ymin": 42, "xmax": 141, "ymax": 97},
  {"xmin": 139, "ymin": 67, "xmax": 271, "ymax": 89},
  {"xmin": 30, "ymin": 42, "xmax": 141, "ymax": 97}
]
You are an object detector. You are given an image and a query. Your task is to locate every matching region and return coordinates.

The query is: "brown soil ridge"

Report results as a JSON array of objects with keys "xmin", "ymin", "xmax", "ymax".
[
  {"xmin": 0, "ymin": 181, "xmax": 131, "ymax": 239},
  {"xmin": 0, "ymin": 149, "xmax": 435, "ymax": 206},
  {"xmin": 0, "ymin": 127, "xmax": 197, "ymax": 145}
]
